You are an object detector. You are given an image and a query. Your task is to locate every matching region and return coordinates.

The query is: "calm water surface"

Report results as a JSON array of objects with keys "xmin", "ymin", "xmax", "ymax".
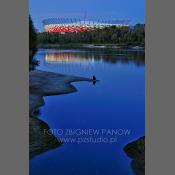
[{"xmin": 30, "ymin": 47, "xmax": 145, "ymax": 175}]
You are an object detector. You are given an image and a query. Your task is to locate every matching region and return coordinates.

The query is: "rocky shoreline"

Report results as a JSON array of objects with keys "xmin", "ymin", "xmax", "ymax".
[
  {"xmin": 29, "ymin": 70, "xmax": 93, "ymax": 159},
  {"xmin": 124, "ymin": 136, "xmax": 145, "ymax": 175}
]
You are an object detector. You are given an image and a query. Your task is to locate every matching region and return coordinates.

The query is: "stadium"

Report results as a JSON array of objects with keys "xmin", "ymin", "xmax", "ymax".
[{"xmin": 43, "ymin": 18, "xmax": 130, "ymax": 33}]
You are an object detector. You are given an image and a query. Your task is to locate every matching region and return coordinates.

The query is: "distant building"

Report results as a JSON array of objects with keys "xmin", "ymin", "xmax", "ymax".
[{"xmin": 43, "ymin": 18, "xmax": 130, "ymax": 33}]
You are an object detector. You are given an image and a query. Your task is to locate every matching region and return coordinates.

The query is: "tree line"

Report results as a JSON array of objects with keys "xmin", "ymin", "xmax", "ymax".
[
  {"xmin": 29, "ymin": 15, "xmax": 38, "ymax": 70},
  {"xmin": 37, "ymin": 24, "xmax": 145, "ymax": 46}
]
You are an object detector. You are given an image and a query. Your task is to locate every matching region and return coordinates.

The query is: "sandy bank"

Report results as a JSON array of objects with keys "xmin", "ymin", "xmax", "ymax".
[
  {"xmin": 29, "ymin": 70, "xmax": 93, "ymax": 159},
  {"xmin": 29, "ymin": 70, "xmax": 93, "ymax": 114}
]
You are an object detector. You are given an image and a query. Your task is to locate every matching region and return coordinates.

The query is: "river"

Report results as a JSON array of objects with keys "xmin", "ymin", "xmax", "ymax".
[{"xmin": 30, "ymin": 46, "xmax": 145, "ymax": 175}]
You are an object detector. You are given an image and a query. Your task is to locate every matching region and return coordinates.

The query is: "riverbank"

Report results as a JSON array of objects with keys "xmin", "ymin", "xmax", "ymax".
[
  {"xmin": 124, "ymin": 136, "xmax": 145, "ymax": 175},
  {"xmin": 37, "ymin": 43, "xmax": 145, "ymax": 50},
  {"xmin": 29, "ymin": 70, "xmax": 93, "ymax": 159}
]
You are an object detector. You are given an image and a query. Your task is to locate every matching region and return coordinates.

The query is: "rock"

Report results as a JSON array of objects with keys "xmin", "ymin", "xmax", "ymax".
[
  {"xmin": 124, "ymin": 136, "xmax": 145, "ymax": 175},
  {"xmin": 29, "ymin": 116, "xmax": 61, "ymax": 159}
]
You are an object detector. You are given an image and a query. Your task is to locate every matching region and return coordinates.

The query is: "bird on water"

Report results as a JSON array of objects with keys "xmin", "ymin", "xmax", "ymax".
[
  {"xmin": 92, "ymin": 75, "xmax": 97, "ymax": 85},
  {"xmin": 93, "ymin": 75, "xmax": 96, "ymax": 81}
]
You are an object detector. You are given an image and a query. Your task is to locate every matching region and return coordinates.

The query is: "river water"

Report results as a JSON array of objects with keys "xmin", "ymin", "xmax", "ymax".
[{"xmin": 30, "ymin": 46, "xmax": 145, "ymax": 175}]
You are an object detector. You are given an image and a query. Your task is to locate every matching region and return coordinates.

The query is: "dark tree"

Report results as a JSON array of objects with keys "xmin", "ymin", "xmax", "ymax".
[
  {"xmin": 29, "ymin": 15, "xmax": 37, "ymax": 51},
  {"xmin": 29, "ymin": 15, "xmax": 38, "ymax": 70}
]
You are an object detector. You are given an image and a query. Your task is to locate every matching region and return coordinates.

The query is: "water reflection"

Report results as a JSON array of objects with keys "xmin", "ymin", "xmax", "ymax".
[
  {"xmin": 44, "ymin": 49, "xmax": 145, "ymax": 66},
  {"xmin": 29, "ymin": 49, "xmax": 39, "ymax": 71}
]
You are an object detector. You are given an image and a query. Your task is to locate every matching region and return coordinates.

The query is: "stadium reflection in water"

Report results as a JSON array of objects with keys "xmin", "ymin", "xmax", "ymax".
[
  {"xmin": 45, "ymin": 52, "xmax": 97, "ymax": 64},
  {"xmin": 41, "ymin": 49, "xmax": 144, "ymax": 77},
  {"xmin": 45, "ymin": 50, "xmax": 144, "ymax": 64}
]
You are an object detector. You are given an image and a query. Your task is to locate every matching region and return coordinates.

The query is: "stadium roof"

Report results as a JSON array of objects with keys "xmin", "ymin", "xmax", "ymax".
[{"xmin": 43, "ymin": 18, "xmax": 130, "ymax": 26}]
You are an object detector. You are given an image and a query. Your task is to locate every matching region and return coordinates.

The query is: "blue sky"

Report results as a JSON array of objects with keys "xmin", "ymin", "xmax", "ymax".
[{"xmin": 29, "ymin": 0, "xmax": 145, "ymax": 31}]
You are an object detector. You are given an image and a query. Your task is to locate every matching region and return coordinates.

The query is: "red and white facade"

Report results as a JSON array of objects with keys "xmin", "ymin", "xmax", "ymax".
[{"xmin": 43, "ymin": 18, "xmax": 130, "ymax": 33}]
